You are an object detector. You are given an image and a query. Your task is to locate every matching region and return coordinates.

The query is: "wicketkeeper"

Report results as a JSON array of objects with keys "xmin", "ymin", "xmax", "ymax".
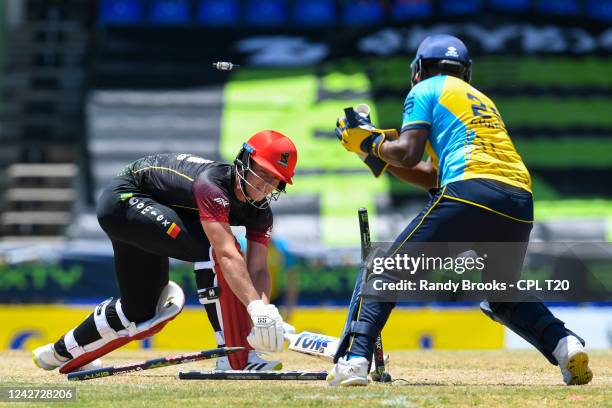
[
  {"xmin": 328, "ymin": 35, "xmax": 593, "ymax": 386},
  {"xmin": 33, "ymin": 130, "xmax": 297, "ymax": 373}
]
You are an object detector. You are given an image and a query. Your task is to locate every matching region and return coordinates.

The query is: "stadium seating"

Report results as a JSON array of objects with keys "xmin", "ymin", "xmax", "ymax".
[
  {"xmin": 293, "ymin": 0, "xmax": 336, "ymax": 26},
  {"xmin": 95, "ymin": 1, "xmax": 612, "ymax": 28},
  {"xmin": 148, "ymin": 0, "xmax": 191, "ymax": 25},
  {"xmin": 489, "ymin": 0, "xmax": 530, "ymax": 12},
  {"xmin": 586, "ymin": 0, "xmax": 612, "ymax": 21},
  {"xmin": 341, "ymin": 0, "xmax": 385, "ymax": 25},
  {"xmin": 196, "ymin": 0, "xmax": 240, "ymax": 26},
  {"xmin": 99, "ymin": 0, "xmax": 144, "ymax": 25},
  {"xmin": 246, "ymin": 0, "xmax": 288, "ymax": 26},
  {"xmin": 440, "ymin": 0, "xmax": 482, "ymax": 15},
  {"xmin": 391, "ymin": 0, "xmax": 434, "ymax": 20},
  {"xmin": 536, "ymin": 0, "xmax": 580, "ymax": 15}
]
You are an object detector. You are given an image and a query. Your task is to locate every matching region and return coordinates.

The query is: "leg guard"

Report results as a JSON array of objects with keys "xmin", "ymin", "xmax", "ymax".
[
  {"xmin": 212, "ymin": 244, "xmax": 253, "ymax": 370},
  {"xmin": 480, "ymin": 299, "xmax": 584, "ymax": 365},
  {"xmin": 334, "ymin": 264, "xmax": 367, "ymax": 363},
  {"xmin": 195, "ymin": 257, "xmax": 225, "ymax": 347},
  {"xmin": 335, "ymin": 263, "xmax": 394, "ymax": 365},
  {"xmin": 59, "ymin": 281, "xmax": 185, "ymax": 373},
  {"xmin": 336, "ymin": 320, "xmax": 381, "ymax": 372}
]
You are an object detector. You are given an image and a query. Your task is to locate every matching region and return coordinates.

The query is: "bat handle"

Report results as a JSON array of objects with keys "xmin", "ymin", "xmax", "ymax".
[{"xmin": 344, "ymin": 107, "xmax": 359, "ymax": 127}]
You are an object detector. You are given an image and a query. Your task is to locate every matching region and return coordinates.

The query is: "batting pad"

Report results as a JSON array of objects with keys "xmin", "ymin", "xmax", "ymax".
[{"xmin": 59, "ymin": 281, "xmax": 185, "ymax": 374}]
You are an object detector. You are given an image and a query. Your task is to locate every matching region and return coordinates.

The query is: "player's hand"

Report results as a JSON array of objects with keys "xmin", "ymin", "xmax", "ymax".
[
  {"xmin": 246, "ymin": 300, "xmax": 285, "ymax": 352},
  {"xmin": 335, "ymin": 118, "xmax": 384, "ymax": 154},
  {"xmin": 335, "ymin": 112, "xmax": 387, "ymax": 157},
  {"xmin": 283, "ymin": 322, "xmax": 296, "ymax": 335}
]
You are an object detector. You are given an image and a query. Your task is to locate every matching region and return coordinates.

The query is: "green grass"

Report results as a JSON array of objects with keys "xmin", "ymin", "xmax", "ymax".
[{"xmin": 2, "ymin": 350, "xmax": 611, "ymax": 407}]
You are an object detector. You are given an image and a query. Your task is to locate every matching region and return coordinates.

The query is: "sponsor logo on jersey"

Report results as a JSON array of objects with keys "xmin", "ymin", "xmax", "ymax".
[
  {"xmin": 213, "ymin": 197, "xmax": 229, "ymax": 207},
  {"xmin": 128, "ymin": 197, "xmax": 174, "ymax": 231}
]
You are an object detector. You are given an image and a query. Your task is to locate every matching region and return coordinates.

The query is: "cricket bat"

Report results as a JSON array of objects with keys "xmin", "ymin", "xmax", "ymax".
[
  {"xmin": 285, "ymin": 330, "xmax": 390, "ymax": 371},
  {"xmin": 284, "ymin": 331, "xmax": 340, "ymax": 361}
]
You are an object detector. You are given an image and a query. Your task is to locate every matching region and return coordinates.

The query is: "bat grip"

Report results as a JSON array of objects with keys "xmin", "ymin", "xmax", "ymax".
[{"xmin": 344, "ymin": 107, "xmax": 359, "ymax": 127}]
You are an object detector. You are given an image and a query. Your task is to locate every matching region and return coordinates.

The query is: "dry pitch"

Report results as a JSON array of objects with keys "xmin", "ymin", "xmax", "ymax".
[{"xmin": 1, "ymin": 349, "xmax": 611, "ymax": 407}]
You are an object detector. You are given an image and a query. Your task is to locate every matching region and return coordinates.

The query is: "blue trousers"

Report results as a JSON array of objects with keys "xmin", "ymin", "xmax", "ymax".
[{"xmin": 347, "ymin": 179, "xmax": 570, "ymax": 364}]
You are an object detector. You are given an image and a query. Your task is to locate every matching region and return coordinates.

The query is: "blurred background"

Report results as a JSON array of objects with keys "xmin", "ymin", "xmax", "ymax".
[{"xmin": 0, "ymin": 0, "xmax": 610, "ymax": 353}]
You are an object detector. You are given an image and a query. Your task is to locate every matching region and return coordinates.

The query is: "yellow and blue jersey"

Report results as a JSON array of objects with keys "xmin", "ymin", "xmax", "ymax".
[{"xmin": 401, "ymin": 75, "xmax": 531, "ymax": 192}]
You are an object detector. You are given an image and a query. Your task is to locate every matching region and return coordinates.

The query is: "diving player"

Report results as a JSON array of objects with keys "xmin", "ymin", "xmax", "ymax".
[
  {"xmin": 33, "ymin": 130, "xmax": 298, "ymax": 373},
  {"xmin": 329, "ymin": 35, "xmax": 592, "ymax": 386}
]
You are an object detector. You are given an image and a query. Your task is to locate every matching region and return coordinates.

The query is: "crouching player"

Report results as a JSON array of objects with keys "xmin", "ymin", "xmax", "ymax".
[
  {"xmin": 329, "ymin": 35, "xmax": 592, "ymax": 386},
  {"xmin": 33, "ymin": 130, "xmax": 298, "ymax": 373}
]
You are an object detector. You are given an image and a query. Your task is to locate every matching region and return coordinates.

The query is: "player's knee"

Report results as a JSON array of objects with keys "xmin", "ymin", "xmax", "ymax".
[
  {"xmin": 120, "ymin": 286, "xmax": 176, "ymax": 323},
  {"xmin": 120, "ymin": 302, "xmax": 158, "ymax": 324}
]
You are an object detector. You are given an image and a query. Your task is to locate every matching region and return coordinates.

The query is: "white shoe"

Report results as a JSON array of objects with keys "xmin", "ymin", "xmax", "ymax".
[
  {"xmin": 33, "ymin": 343, "xmax": 102, "ymax": 372},
  {"xmin": 552, "ymin": 335, "xmax": 593, "ymax": 385},
  {"xmin": 215, "ymin": 350, "xmax": 282, "ymax": 371},
  {"xmin": 327, "ymin": 356, "xmax": 369, "ymax": 386}
]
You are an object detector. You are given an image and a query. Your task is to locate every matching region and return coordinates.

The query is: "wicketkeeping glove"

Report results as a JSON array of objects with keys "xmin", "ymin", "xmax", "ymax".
[
  {"xmin": 357, "ymin": 152, "xmax": 389, "ymax": 178},
  {"xmin": 335, "ymin": 107, "xmax": 390, "ymax": 157}
]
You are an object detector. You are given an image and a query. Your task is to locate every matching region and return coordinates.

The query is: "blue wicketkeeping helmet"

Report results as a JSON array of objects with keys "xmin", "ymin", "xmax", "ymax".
[{"xmin": 410, "ymin": 34, "xmax": 472, "ymax": 87}]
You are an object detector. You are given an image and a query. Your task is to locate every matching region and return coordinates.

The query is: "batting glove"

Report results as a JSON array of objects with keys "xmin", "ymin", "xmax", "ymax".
[{"xmin": 246, "ymin": 300, "xmax": 284, "ymax": 353}]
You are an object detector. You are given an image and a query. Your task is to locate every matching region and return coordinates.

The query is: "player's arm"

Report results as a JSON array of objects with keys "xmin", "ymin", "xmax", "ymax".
[
  {"xmin": 377, "ymin": 85, "xmax": 434, "ymax": 169},
  {"xmin": 378, "ymin": 127, "xmax": 429, "ymax": 169},
  {"xmin": 246, "ymin": 240, "xmax": 271, "ymax": 304},
  {"xmin": 386, "ymin": 156, "xmax": 437, "ymax": 190},
  {"xmin": 200, "ymin": 220, "xmax": 260, "ymax": 306}
]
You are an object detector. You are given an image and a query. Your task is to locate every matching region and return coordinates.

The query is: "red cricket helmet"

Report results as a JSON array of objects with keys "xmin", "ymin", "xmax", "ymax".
[{"xmin": 244, "ymin": 130, "xmax": 297, "ymax": 185}]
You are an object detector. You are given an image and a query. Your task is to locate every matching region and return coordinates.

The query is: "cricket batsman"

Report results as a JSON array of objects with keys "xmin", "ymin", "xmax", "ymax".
[
  {"xmin": 33, "ymin": 130, "xmax": 297, "ymax": 373},
  {"xmin": 328, "ymin": 35, "xmax": 593, "ymax": 386}
]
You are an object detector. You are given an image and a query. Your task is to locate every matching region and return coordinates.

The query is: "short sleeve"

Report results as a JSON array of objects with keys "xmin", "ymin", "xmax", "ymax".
[
  {"xmin": 245, "ymin": 210, "xmax": 273, "ymax": 246},
  {"xmin": 400, "ymin": 79, "xmax": 439, "ymax": 133},
  {"xmin": 192, "ymin": 173, "xmax": 230, "ymax": 223}
]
